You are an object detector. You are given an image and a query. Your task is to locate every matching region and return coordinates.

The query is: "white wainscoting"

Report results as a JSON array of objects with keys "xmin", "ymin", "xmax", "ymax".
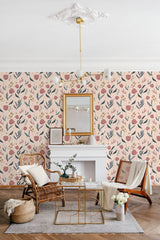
[{"xmin": 48, "ymin": 145, "xmax": 107, "ymax": 182}]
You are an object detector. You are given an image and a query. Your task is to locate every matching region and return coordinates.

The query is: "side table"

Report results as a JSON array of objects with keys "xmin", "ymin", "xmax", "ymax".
[{"xmin": 54, "ymin": 182, "xmax": 104, "ymax": 225}]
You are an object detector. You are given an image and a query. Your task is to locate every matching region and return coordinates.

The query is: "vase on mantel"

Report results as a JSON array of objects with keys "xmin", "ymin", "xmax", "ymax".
[{"xmin": 116, "ymin": 204, "xmax": 125, "ymax": 221}]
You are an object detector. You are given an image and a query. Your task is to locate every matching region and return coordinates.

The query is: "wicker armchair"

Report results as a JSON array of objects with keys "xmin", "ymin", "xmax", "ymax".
[{"xmin": 19, "ymin": 153, "xmax": 65, "ymax": 213}]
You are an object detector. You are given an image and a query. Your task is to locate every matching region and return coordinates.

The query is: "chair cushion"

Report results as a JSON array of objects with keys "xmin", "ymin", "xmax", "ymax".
[
  {"xmin": 19, "ymin": 164, "xmax": 38, "ymax": 185},
  {"xmin": 27, "ymin": 165, "xmax": 50, "ymax": 187}
]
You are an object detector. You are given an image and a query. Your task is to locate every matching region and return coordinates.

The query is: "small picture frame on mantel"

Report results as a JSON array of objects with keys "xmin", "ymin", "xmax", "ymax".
[{"xmin": 49, "ymin": 128, "xmax": 63, "ymax": 145}]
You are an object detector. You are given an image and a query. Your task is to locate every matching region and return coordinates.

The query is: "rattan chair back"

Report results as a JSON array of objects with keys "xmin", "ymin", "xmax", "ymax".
[{"xmin": 19, "ymin": 153, "xmax": 45, "ymax": 168}]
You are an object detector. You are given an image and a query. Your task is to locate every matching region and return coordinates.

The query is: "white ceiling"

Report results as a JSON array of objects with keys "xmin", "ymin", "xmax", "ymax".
[{"xmin": 1, "ymin": 0, "xmax": 160, "ymax": 71}]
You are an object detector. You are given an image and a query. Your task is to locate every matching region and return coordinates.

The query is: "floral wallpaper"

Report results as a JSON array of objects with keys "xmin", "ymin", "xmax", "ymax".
[{"xmin": 0, "ymin": 72, "xmax": 160, "ymax": 185}]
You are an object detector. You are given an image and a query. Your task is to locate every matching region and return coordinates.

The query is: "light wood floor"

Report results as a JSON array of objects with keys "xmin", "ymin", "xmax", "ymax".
[{"xmin": 0, "ymin": 187, "xmax": 159, "ymax": 240}]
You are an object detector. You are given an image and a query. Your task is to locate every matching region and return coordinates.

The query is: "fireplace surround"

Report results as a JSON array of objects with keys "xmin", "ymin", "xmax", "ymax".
[{"xmin": 49, "ymin": 145, "xmax": 107, "ymax": 182}]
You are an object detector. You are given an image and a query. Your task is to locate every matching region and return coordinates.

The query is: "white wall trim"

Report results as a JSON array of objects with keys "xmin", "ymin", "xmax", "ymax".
[{"xmin": 1, "ymin": 57, "xmax": 160, "ymax": 72}]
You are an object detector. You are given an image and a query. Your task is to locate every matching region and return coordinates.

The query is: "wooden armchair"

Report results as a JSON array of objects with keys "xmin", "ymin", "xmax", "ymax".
[
  {"xmin": 96, "ymin": 160, "xmax": 152, "ymax": 213},
  {"xmin": 116, "ymin": 160, "xmax": 152, "ymax": 213},
  {"xmin": 19, "ymin": 153, "xmax": 65, "ymax": 213}
]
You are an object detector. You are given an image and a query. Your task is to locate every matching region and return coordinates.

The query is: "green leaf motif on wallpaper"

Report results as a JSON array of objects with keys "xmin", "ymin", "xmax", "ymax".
[
  {"xmin": 152, "ymin": 138, "xmax": 157, "ymax": 143},
  {"xmin": 13, "ymin": 72, "xmax": 21, "ymax": 79},
  {"xmin": 44, "ymin": 100, "xmax": 53, "ymax": 109},
  {"xmin": 36, "ymin": 124, "xmax": 43, "ymax": 131},
  {"xmin": 136, "ymin": 100, "xmax": 144, "ymax": 109},
  {"xmin": 106, "ymin": 130, "xmax": 113, "ymax": 140},
  {"xmin": 39, "ymin": 100, "xmax": 44, "ymax": 105},
  {"xmin": 116, "ymin": 131, "xmax": 122, "ymax": 138},
  {"xmin": 128, "ymin": 93, "xmax": 135, "ymax": 100},
  {"xmin": 6, "ymin": 123, "xmax": 12, "ymax": 131},
  {"xmin": 44, "ymin": 132, "xmax": 49, "ymax": 140},
  {"xmin": 6, "ymin": 92, "xmax": 12, "ymax": 100},
  {"xmin": 136, "ymin": 72, "xmax": 144, "ymax": 78},
  {"xmin": 9, "ymin": 131, "xmax": 13, "ymax": 136},
  {"xmin": 14, "ymin": 130, "xmax": 22, "ymax": 140},
  {"xmin": 106, "ymin": 161, "xmax": 114, "ymax": 170},
  {"xmin": 13, "ymin": 100, "xmax": 22, "ymax": 109},
  {"xmin": 6, "ymin": 154, "xmax": 12, "ymax": 162},
  {"xmin": 131, "ymin": 100, "xmax": 136, "ymax": 105},
  {"xmin": 136, "ymin": 131, "xmax": 144, "ymax": 140},
  {"xmin": 98, "ymin": 124, "xmax": 104, "ymax": 131},
  {"xmin": 105, "ymin": 100, "xmax": 113, "ymax": 109},
  {"xmin": 128, "ymin": 123, "xmax": 135, "ymax": 131},
  {"xmin": 152, "ymin": 169, "xmax": 157, "ymax": 174},
  {"xmin": 44, "ymin": 72, "xmax": 52, "ymax": 78},
  {"xmin": 131, "ymin": 131, "xmax": 136, "ymax": 136}
]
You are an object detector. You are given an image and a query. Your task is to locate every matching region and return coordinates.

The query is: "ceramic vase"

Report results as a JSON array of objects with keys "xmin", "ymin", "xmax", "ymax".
[
  {"xmin": 72, "ymin": 171, "xmax": 76, "ymax": 178},
  {"xmin": 116, "ymin": 204, "xmax": 125, "ymax": 221},
  {"xmin": 86, "ymin": 135, "xmax": 96, "ymax": 145},
  {"xmin": 61, "ymin": 171, "xmax": 69, "ymax": 178}
]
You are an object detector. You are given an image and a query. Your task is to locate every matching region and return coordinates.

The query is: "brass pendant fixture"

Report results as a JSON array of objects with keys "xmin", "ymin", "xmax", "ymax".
[{"xmin": 50, "ymin": 3, "xmax": 110, "ymax": 86}]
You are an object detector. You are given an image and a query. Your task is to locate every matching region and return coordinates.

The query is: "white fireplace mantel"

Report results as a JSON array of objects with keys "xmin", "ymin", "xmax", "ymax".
[{"xmin": 48, "ymin": 145, "xmax": 107, "ymax": 182}]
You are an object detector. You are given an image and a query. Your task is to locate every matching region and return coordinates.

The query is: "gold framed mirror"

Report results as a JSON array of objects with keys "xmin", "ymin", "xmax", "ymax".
[{"xmin": 64, "ymin": 93, "xmax": 93, "ymax": 136}]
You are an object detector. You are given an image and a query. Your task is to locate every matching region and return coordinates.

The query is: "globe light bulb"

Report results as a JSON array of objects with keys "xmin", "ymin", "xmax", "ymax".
[
  {"xmin": 52, "ymin": 76, "xmax": 60, "ymax": 85},
  {"xmin": 76, "ymin": 69, "xmax": 83, "ymax": 78},
  {"xmin": 104, "ymin": 68, "xmax": 110, "ymax": 79},
  {"xmin": 82, "ymin": 79, "xmax": 86, "ymax": 85}
]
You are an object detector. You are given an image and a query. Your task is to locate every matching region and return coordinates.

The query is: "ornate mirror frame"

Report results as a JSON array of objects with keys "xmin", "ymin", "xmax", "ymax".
[{"xmin": 63, "ymin": 93, "xmax": 93, "ymax": 136}]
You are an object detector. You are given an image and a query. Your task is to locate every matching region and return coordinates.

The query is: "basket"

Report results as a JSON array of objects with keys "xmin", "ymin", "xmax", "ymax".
[
  {"xmin": 10, "ymin": 197, "xmax": 35, "ymax": 223},
  {"xmin": 60, "ymin": 175, "xmax": 82, "ymax": 183}
]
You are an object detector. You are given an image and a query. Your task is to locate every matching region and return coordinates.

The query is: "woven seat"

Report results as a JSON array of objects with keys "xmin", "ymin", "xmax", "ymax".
[{"xmin": 19, "ymin": 153, "xmax": 65, "ymax": 213}]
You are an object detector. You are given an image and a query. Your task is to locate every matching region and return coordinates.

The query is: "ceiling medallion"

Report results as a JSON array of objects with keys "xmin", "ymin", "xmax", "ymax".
[{"xmin": 49, "ymin": 3, "xmax": 110, "ymax": 86}]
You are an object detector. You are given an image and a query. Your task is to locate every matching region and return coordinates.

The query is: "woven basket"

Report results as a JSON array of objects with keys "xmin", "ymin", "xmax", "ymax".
[
  {"xmin": 10, "ymin": 198, "xmax": 35, "ymax": 223},
  {"xmin": 60, "ymin": 175, "xmax": 82, "ymax": 183}
]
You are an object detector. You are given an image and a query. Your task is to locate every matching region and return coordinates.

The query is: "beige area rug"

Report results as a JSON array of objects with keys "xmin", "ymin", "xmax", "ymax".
[{"xmin": 5, "ymin": 201, "xmax": 143, "ymax": 234}]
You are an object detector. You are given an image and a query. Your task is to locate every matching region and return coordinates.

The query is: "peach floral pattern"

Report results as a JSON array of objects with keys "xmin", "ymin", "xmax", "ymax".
[{"xmin": 0, "ymin": 72, "xmax": 160, "ymax": 185}]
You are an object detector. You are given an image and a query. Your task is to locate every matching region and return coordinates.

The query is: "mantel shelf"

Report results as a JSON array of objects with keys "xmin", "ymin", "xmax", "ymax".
[{"xmin": 49, "ymin": 144, "xmax": 107, "ymax": 149}]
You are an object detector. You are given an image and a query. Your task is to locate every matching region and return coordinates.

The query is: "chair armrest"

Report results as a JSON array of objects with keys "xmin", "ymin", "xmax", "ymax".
[
  {"xmin": 22, "ymin": 174, "xmax": 37, "ymax": 189},
  {"xmin": 45, "ymin": 169, "xmax": 61, "ymax": 177}
]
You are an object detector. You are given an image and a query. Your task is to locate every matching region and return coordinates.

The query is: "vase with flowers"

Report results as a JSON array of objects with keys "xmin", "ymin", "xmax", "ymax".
[
  {"xmin": 112, "ymin": 192, "xmax": 129, "ymax": 221},
  {"xmin": 53, "ymin": 154, "xmax": 77, "ymax": 178}
]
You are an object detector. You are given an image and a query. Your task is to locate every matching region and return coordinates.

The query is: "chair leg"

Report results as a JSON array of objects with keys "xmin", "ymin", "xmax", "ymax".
[
  {"xmin": 36, "ymin": 201, "xmax": 40, "ymax": 214},
  {"xmin": 95, "ymin": 192, "xmax": 99, "ymax": 205},
  {"xmin": 62, "ymin": 198, "xmax": 65, "ymax": 207},
  {"xmin": 142, "ymin": 191, "xmax": 152, "ymax": 205},
  {"xmin": 124, "ymin": 193, "xmax": 130, "ymax": 214},
  {"xmin": 22, "ymin": 187, "xmax": 27, "ymax": 198}
]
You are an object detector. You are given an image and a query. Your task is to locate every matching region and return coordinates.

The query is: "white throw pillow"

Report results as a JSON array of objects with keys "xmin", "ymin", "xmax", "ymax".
[
  {"xmin": 19, "ymin": 164, "xmax": 38, "ymax": 185},
  {"xmin": 27, "ymin": 165, "xmax": 50, "ymax": 187}
]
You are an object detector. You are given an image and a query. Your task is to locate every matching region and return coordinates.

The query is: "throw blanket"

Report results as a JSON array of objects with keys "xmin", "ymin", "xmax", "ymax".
[
  {"xmin": 102, "ymin": 161, "xmax": 152, "ymax": 211},
  {"xmin": 4, "ymin": 199, "xmax": 25, "ymax": 216}
]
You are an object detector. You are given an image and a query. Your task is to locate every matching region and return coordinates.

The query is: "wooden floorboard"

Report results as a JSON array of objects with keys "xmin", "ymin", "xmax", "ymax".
[{"xmin": 0, "ymin": 187, "xmax": 159, "ymax": 240}]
